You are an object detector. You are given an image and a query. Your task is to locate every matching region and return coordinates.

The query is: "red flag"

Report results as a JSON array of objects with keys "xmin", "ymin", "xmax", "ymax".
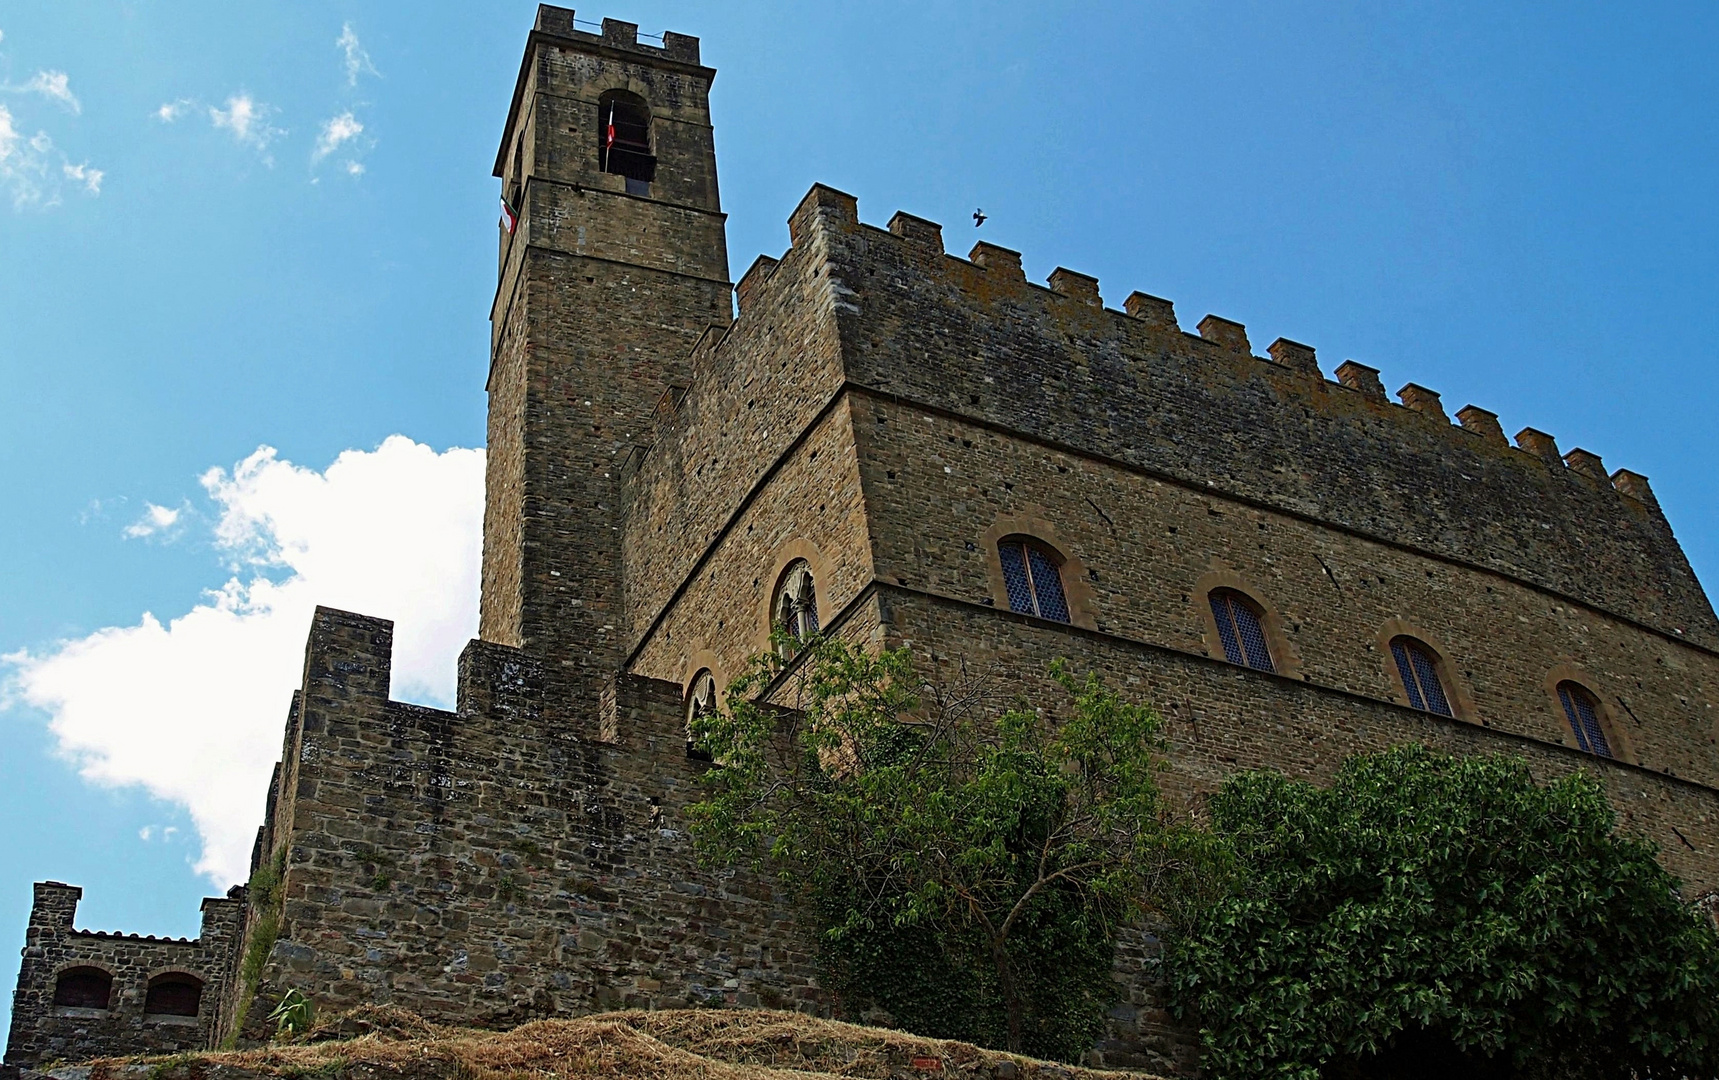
[
  {"xmin": 499, "ymin": 195, "xmax": 518, "ymax": 234},
  {"xmin": 605, "ymin": 101, "xmax": 616, "ymax": 153}
]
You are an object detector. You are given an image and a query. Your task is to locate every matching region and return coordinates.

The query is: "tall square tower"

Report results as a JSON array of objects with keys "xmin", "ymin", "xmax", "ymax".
[{"xmin": 483, "ymin": 6, "xmax": 731, "ymax": 713}]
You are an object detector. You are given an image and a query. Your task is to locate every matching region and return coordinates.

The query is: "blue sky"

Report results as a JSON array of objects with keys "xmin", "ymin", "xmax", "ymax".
[{"xmin": 2, "ymin": 0, "xmax": 1717, "ymax": 1037}]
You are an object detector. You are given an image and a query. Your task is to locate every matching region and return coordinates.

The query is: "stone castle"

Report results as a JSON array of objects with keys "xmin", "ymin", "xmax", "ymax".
[{"xmin": 8, "ymin": 6, "xmax": 1719, "ymax": 1075}]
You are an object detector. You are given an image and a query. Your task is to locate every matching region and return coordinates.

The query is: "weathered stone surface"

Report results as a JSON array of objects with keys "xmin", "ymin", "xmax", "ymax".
[
  {"xmin": 3, "ymin": 884, "xmax": 243, "ymax": 1070},
  {"xmin": 11, "ymin": 5, "xmax": 1719, "ymax": 1078}
]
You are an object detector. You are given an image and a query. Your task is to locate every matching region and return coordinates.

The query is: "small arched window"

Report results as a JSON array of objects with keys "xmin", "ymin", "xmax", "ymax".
[
  {"xmin": 144, "ymin": 973, "xmax": 202, "ymax": 1017},
  {"xmin": 1210, "ymin": 590, "xmax": 1274, "ymax": 672},
  {"xmin": 998, "ymin": 538, "xmax": 1071, "ymax": 623},
  {"xmin": 1557, "ymin": 681, "xmax": 1613, "ymax": 758},
  {"xmin": 686, "ymin": 668, "xmax": 717, "ymax": 762},
  {"xmin": 53, "ymin": 967, "xmax": 112, "ymax": 1010},
  {"xmin": 597, "ymin": 89, "xmax": 655, "ymax": 192},
  {"xmin": 1390, "ymin": 637, "xmax": 1453, "ymax": 717},
  {"xmin": 775, "ymin": 561, "xmax": 819, "ymax": 652}
]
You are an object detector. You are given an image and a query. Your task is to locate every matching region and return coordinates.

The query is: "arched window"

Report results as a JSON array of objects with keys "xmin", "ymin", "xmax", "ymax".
[
  {"xmin": 998, "ymin": 538, "xmax": 1071, "ymax": 623},
  {"xmin": 597, "ymin": 89, "xmax": 654, "ymax": 192},
  {"xmin": 686, "ymin": 668, "xmax": 717, "ymax": 762},
  {"xmin": 1390, "ymin": 637, "xmax": 1453, "ymax": 717},
  {"xmin": 52, "ymin": 967, "xmax": 112, "ymax": 1010},
  {"xmin": 775, "ymin": 560, "xmax": 819, "ymax": 652},
  {"xmin": 144, "ymin": 973, "xmax": 202, "ymax": 1018},
  {"xmin": 1557, "ymin": 681, "xmax": 1613, "ymax": 758},
  {"xmin": 1209, "ymin": 589, "xmax": 1274, "ymax": 672}
]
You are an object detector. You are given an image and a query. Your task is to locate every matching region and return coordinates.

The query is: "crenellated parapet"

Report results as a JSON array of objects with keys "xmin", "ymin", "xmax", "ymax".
[
  {"xmin": 691, "ymin": 187, "xmax": 1713, "ymax": 648},
  {"xmin": 203, "ymin": 604, "xmax": 819, "ymax": 1049}
]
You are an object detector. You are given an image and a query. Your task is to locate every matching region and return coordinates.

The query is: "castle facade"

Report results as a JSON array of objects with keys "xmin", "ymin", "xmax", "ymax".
[{"xmin": 9, "ymin": 7, "xmax": 1719, "ymax": 1075}]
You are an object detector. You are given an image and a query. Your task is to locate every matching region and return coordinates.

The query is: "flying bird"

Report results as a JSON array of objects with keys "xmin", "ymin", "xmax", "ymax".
[{"xmin": 973, "ymin": 208, "xmax": 987, "ymax": 227}]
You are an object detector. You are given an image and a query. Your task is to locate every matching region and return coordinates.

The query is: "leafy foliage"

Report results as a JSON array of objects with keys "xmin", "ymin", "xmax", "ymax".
[
  {"xmin": 269, "ymin": 988, "xmax": 317, "ymax": 1038},
  {"xmin": 225, "ymin": 846, "xmax": 289, "ymax": 1048},
  {"xmin": 1165, "ymin": 745, "xmax": 1719, "ymax": 1079},
  {"xmin": 688, "ymin": 634, "xmax": 1198, "ymax": 1060}
]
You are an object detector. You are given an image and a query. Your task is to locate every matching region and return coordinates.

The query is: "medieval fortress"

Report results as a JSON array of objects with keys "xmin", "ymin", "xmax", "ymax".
[{"xmin": 8, "ymin": 7, "xmax": 1719, "ymax": 1075}]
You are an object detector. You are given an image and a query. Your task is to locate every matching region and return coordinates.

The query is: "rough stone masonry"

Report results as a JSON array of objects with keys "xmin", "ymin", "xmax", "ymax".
[{"xmin": 9, "ymin": 6, "xmax": 1719, "ymax": 1077}]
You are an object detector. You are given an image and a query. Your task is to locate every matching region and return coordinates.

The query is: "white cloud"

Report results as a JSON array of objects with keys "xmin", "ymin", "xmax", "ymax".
[
  {"xmin": 336, "ymin": 23, "xmax": 378, "ymax": 86},
  {"xmin": 123, "ymin": 501, "xmax": 182, "ymax": 539},
  {"xmin": 346, "ymin": 160, "xmax": 365, "ymax": 176},
  {"xmin": 17, "ymin": 70, "xmax": 78, "ymax": 113},
  {"xmin": 4, "ymin": 437, "xmax": 485, "ymax": 886},
  {"xmin": 62, "ymin": 160, "xmax": 101, "ymax": 195},
  {"xmin": 138, "ymin": 826, "xmax": 152, "ymax": 841},
  {"xmin": 155, "ymin": 98, "xmax": 193, "ymax": 122},
  {"xmin": 0, "ymin": 103, "xmax": 48, "ymax": 208},
  {"xmin": 0, "ymin": 102, "xmax": 95, "ymax": 209},
  {"xmin": 0, "ymin": 108, "xmax": 102, "ymax": 208},
  {"xmin": 312, "ymin": 111, "xmax": 362, "ymax": 163},
  {"xmin": 208, "ymin": 93, "xmax": 282, "ymax": 156}
]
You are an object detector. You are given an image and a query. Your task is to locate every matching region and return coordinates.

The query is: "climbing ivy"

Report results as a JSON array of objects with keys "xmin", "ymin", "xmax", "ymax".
[
  {"xmin": 1164, "ymin": 746, "xmax": 1719, "ymax": 1079},
  {"xmin": 689, "ymin": 635, "xmax": 1202, "ymax": 1061}
]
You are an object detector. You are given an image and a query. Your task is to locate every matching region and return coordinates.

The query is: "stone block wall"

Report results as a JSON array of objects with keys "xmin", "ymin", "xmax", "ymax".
[
  {"xmin": 479, "ymin": 8, "xmax": 732, "ymax": 714},
  {"xmin": 618, "ymin": 186, "xmax": 863, "ymax": 649},
  {"xmin": 810, "ymin": 584, "xmax": 1719, "ymax": 1071},
  {"xmin": 621, "ymin": 185, "xmax": 1719, "ymax": 790},
  {"xmin": 626, "ymin": 396, "xmax": 875, "ymax": 699},
  {"xmin": 223, "ymin": 607, "xmax": 822, "ymax": 1045},
  {"xmin": 692, "ymin": 188, "xmax": 1714, "ymax": 650},
  {"xmin": 3, "ymin": 884, "xmax": 243, "ymax": 1071},
  {"xmin": 846, "ymin": 389, "xmax": 1719, "ymax": 786}
]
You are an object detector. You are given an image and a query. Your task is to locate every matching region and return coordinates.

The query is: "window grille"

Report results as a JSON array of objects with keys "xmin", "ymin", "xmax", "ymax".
[
  {"xmin": 144, "ymin": 974, "xmax": 202, "ymax": 1017},
  {"xmin": 997, "ymin": 538, "xmax": 1071, "ymax": 623},
  {"xmin": 685, "ymin": 669, "xmax": 717, "ymax": 761},
  {"xmin": 1390, "ymin": 637, "xmax": 1453, "ymax": 717},
  {"xmin": 53, "ymin": 968, "xmax": 112, "ymax": 1010},
  {"xmin": 1557, "ymin": 681, "xmax": 1613, "ymax": 758},
  {"xmin": 775, "ymin": 561, "xmax": 819, "ymax": 653},
  {"xmin": 1209, "ymin": 590, "xmax": 1274, "ymax": 672}
]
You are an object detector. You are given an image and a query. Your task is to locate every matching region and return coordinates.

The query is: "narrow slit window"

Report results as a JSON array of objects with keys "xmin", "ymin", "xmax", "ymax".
[
  {"xmin": 1209, "ymin": 590, "xmax": 1274, "ymax": 672},
  {"xmin": 1390, "ymin": 637, "xmax": 1453, "ymax": 717},
  {"xmin": 998, "ymin": 538, "xmax": 1070, "ymax": 623},
  {"xmin": 1557, "ymin": 681, "xmax": 1612, "ymax": 758}
]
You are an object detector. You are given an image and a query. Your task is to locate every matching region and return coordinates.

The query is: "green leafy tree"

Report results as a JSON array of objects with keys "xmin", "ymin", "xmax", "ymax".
[
  {"xmin": 689, "ymin": 635, "xmax": 1196, "ymax": 1059},
  {"xmin": 1165, "ymin": 745, "xmax": 1719, "ymax": 1079}
]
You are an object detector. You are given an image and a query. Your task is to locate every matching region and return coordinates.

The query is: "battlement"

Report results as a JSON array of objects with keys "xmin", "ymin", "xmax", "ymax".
[
  {"xmin": 529, "ymin": 6, "xmax": 702, "ymax": 66},
  {"xmin": 754, "ymin": 190, "xmax": 1668, "ymax": 510},
  {"xmin": 643, "ymin": 184, "xmax": 1716, "ymax": 651}
]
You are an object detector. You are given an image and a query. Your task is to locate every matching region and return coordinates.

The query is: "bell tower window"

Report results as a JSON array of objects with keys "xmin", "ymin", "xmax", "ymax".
[{"xmin": 598, "ymin": 89, "xmax": 655, "ymax": 195}]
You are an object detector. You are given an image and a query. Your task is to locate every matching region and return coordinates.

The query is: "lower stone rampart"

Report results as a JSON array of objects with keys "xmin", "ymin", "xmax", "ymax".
[
  {"xmin": 224, "ymin": 607, "xmax": 822, "ymax": 1046},
  {"xmin": 3, "ymin": 884, "xmax": 243, "ymax": 1072},
  {"xmin": 18, "ymin": 594, "xmax": 1719, "ymax": 1074}
]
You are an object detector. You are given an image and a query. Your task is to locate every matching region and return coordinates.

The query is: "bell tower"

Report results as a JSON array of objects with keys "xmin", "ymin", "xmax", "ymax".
[{"xmin": 482, "ymin": 6, "xmax": 729, "ymax": 710}]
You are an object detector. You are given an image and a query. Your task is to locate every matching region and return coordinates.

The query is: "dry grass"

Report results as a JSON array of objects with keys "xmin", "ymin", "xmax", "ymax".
[{"xmin": 48, "ymin": 1007, "xmax": 1165, "ymax": 1080}]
